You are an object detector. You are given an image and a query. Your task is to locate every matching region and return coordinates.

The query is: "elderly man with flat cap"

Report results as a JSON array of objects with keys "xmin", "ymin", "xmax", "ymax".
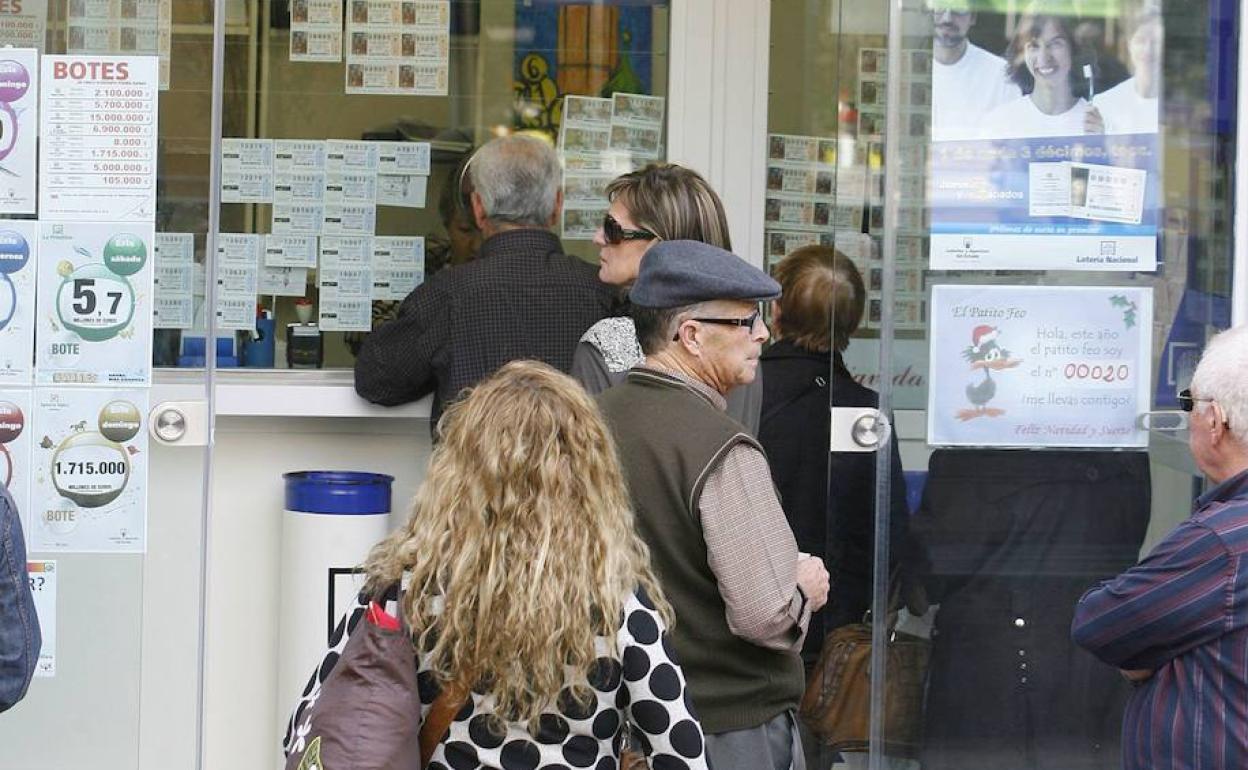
[{"xmin": 598, "ymin": 240, "xmax": 829, "ymax": 770}]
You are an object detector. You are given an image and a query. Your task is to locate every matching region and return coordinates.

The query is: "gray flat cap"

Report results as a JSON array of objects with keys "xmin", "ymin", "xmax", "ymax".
[{"xmin": 629, "ymin": 240, "xmax": 781, "ymax": 308}]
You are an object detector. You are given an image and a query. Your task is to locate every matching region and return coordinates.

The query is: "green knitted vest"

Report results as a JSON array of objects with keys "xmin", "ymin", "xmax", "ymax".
[{"xmin": 598, "ymin": 369, "xmax": 805, "ymax": 734}]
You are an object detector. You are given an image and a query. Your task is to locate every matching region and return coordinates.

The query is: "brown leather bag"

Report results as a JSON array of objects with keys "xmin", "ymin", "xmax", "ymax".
[
  {"xmin": 420, "ymin": 684, "xmax": 466, "ymax": 767},
  {"xmin": 798, "ymin": 590, "xmax": 931, "ymax": 759}
]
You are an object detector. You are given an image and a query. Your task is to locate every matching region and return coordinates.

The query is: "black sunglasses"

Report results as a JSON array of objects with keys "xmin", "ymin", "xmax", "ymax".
[
  {"xmin": 673, "ymin": 308, "xmax": 763, "ymax": 341},
  {"xmin": 1177, "ymin": 388, "xmax": 1211, "ymax": 412},
  {"xmin": 1179, "ymin": 387, "xmax": 1231, "ymax": 427},
  {"xmin": 603, "ymin": 214, "xmax": 656, "ymax": 245}
]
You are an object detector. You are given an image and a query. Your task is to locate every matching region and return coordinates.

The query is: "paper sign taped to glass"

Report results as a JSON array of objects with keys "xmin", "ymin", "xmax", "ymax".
[
  {"xmin": 30, "ymin": 387, "xmax": 149, "ymax": 553},
  {"xmin": 927, "ymin": 285, "xmax": 1153, "ymax": 448}
]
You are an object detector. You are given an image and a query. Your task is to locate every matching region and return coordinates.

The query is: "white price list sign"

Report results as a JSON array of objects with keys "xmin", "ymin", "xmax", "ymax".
[{"xmin": 39, "ymin": 56, "xmax": 159, "ymax": 222}]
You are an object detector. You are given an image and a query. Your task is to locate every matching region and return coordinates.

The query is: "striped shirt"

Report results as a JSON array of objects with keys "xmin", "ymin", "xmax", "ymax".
[{"xmin": 1072, "ymin": 468, "xmax": 1248, "ymax": 770}]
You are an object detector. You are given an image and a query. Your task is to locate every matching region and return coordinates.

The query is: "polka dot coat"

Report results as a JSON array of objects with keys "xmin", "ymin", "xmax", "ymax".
[{"xmin": 285, "ymin": 589, "xmax": 710, "ymax": 770}]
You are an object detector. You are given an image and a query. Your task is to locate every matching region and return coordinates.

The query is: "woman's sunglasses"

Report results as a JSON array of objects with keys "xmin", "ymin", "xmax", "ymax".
[{"xmin": 602, "ymin": 214, "xmax": 656, "ymax": 245}]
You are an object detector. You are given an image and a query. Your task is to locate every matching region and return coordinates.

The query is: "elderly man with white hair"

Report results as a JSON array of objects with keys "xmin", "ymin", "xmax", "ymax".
[
  {"xmin": 354, "ymin": 134, "xmax": 615, "ymax": 425},
  {"xmin": 1072, "ymin": 324, "xmax": 1248, "ymax": 770}
]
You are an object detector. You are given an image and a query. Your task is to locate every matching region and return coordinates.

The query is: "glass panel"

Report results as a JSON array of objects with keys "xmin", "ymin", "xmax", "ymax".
[
  {"xmin": 0, "ymin": 1, "xmax": 217, "ymax": 768},
  {"xmin": 767, "ymin": 0, "xmax": 1238, "ymax": 768},
  {"xmin": 197, "ymin": 0, "xmax": 670, "ymax": 372}
]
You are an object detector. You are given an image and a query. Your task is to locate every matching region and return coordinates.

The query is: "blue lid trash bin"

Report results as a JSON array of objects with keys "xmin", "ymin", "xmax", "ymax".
[{"xmin": 277, "ymin": 471, "xmax": 395, "ymax": 733}]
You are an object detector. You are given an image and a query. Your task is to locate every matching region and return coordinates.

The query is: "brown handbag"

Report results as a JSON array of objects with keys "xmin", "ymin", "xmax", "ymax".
[
  {"xmin": 798, "ymin": 585, "xmax": 931, "ymax": 759},
  {"xmin": 285, "ymin": 594, "xmax": 464, "ymax": 770}
]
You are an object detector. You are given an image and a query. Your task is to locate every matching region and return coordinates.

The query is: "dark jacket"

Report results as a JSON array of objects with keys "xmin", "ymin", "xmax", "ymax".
[
  {"xmin": 912, "ymin": 449, "xmax": 1150, "ymax": 770},
  {"xmin": 0, "ymin": 485, "xmax": 39, "ymax": 712},
  {"xmin": 758, "ymin": 340, "xmax": 913, "ymax": 664},
  {"xmin": 354, "ymin": 228, "xmax": 616, "ymax": 422}
]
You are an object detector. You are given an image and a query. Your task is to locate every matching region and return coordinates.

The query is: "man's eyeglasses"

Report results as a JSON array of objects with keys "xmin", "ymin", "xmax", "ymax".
[
  {"xmin": 1177, "ymin": 388, "xmax": 1213, "ymax": 412},
  {"xmin": 602, "ymin": 214, "xmax": 656, "ymax": 245},
  {"xmin": 673, "ymin": 309, "xmax": 763, "ymax": 340}
]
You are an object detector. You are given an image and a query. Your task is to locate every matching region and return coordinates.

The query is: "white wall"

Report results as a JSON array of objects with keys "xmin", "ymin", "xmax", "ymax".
[{"xmin": 199, "ymin": 415, "xmax": 431, "ymax": 770}]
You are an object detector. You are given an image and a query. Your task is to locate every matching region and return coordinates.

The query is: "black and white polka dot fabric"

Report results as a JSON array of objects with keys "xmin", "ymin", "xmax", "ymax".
[{"xmin": 284, "ymin": 588, "xmax": 709, "ymax": 770}]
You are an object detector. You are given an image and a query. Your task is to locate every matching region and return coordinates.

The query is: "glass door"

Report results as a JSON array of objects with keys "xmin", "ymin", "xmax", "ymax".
[
  {"xmin": 765, "ymin": 0, "xmax": 1238, "ymax": 768},
  {"xmin": 0, "ymin": 1, "xmax": 220, "ymax": 767}
]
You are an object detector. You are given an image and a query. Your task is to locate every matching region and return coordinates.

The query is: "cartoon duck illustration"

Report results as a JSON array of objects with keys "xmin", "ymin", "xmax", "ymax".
[{"xmin": 957, "ymin": 325, "xmax": 1022, "ymax": 421}]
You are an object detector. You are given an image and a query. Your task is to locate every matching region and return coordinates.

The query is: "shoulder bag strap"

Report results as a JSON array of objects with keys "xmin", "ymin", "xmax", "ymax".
[
  {"xmin": 760, "ymin": 373, "xmax": 828, "ymax": 427},
  {"xmin": 419, "ymin": 682, "xmax": 467, "ymax": 768}
]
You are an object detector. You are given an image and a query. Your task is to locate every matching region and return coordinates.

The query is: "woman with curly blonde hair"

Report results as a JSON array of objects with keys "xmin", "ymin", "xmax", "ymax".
[{"xmin": 290, "ymin": 360, "xmax": 709, "ymax": 770}]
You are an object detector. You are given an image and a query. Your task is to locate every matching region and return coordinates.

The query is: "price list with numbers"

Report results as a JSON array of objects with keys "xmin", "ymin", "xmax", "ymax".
[{"xmin": 38, "ymin": 55, "xmax": 158, "ymax": 223}]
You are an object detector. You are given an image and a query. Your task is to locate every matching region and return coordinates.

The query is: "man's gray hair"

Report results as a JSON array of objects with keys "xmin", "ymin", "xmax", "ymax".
[
  {"xmin": 468, "ymin": 135, "xmax": 561, "ymax": 227},
  {"xmin": 632, "ymin": 302, "xmax": 713, "ymax": 356},
  {"xmin": 1191, "ymin": 324, "xmax": 1248, "ymax": 444}
]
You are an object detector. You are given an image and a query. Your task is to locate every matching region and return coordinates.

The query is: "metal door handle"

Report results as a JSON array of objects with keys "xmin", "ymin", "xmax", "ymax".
[
  {"xmin": 149, "ymin": 401, "xmax": 209, "ymax": 446},
  {"xmin": 1136, "ymin": 410, "xmax": 1188, "ymax": 432},
  {"xmin": 831, "ymin": 407, "xmax": 891, "ymax": 452}
]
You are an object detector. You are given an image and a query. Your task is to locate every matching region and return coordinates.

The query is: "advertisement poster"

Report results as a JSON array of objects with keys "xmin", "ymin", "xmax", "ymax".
[
  {"xmin": 0, "ymin": 1, "xmax": 46, "ymax": 51},
  {"xmin": 30, "ymin": 387, "xmax": 149, "ymax": 553},
  {"xmin": 27, "ymin": 561, "xmax": 55, "ymax": 677},
  {"xmin": 0, "ymin": 223, "xmax": 37, "ymax": 383},
  {"xmin": 0, "ymin": 49, "xmax": 37, "ymax": 215},
  {"xmin": 927, "ymin": 284, "xmax": 1153, "ymax": 448},
  {"xmin": 40, "ymin": 55, "xmax": 159, "ymax": 222},
  {"xmin": 0, "ymin": 391, "xmax": 32, "ymax": 531},
  {"xmin": 36, "ymin": 222, "xmax": 154, "ymax": 386},
  {"xmin": 927, "ymin": 5, "xmax": 1161, "ymax": 271}
]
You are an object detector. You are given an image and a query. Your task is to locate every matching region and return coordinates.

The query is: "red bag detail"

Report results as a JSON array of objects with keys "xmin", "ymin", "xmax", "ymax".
[{"xmin": 367, "ymin": 601, "xmax": 401, "ymax": 631}]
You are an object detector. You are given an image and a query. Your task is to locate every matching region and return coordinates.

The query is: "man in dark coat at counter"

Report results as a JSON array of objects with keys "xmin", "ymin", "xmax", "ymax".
[
  {"xmin": 1073, "ymin": 324, "xmax": 1248, "ymax": 770},
  {"xmin": 598, "ymin": 240, "xmax": 829, "ymax": 770},
  {"xmin": 353, "ymin": 134, "xmax": 615, "ymax": 423}
]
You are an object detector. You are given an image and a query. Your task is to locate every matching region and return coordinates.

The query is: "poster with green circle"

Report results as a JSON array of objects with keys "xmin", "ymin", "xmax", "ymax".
[
  {"xmin": 30, "ymin": 387, "xmax": 148, "ymax": 553},
  {"xmin": 36, "ymin": 222, "xmax": 154, "ymax": 386}
]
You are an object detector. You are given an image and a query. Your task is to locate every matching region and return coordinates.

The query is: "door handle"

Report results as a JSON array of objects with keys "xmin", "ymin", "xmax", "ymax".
[
  {"xmin": 831, "ymin": 407, "xmax": 891, "ymax": 452},
  {"xmin": 149, "ymin": 401, "xmax": 209, "ymax": 446},
  {"xmin": 1136, "ymin": 410, "xmax": 1188, "ymax": 432}
]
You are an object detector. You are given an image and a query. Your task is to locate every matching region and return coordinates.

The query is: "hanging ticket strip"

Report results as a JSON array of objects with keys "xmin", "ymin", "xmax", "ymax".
[
  {"xmin": 209, "ymin": 138, "xmax": 431, "ymax": 332},
  {"xmin": 66, "ymin": 0, "xmax": 172, "ymax": 90},
  {"xmin": 558, "ymin": 92, "xmax": 666, "ymax": 241}
]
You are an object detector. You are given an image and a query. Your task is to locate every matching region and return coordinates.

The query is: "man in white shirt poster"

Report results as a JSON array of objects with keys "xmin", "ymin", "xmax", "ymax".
[{"xmin": 930, "ymin": 1, "xmax": 1021, "ymax": 141}]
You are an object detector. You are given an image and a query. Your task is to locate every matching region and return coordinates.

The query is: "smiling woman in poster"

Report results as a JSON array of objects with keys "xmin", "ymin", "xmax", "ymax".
[
  {"xmin": 1094, "ymin": 3, "xmax": 1162, "ymax": 135},
  {"xmin": 979, "ymin": 12, "xmax": 1105, "ymax": 140}
]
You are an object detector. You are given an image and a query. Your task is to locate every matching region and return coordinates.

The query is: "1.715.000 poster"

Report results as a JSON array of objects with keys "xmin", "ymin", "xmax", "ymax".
[{"xmin": 30, "ymin": 388, "xmax": 148, "ymax": 553}]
